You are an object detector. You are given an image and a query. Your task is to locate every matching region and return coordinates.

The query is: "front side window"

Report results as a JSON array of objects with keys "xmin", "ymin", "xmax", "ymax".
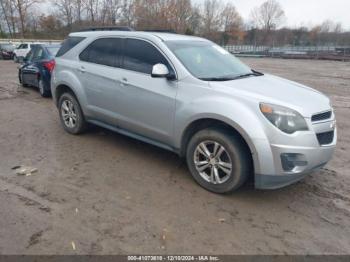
[
  {"xmin": 123, "ymin": 39, "xmax": 170, "ymax": 75},
  {"xmin": 79, "ymin": 38, "xmax": 122, "ymax": 67},
  {"xmin": 166, "ymin": 40, "xmax": 252, "ymax": 80},
  {"xmin": 19, "ymin": 44, "xmax": 28, "ymax": 49}
]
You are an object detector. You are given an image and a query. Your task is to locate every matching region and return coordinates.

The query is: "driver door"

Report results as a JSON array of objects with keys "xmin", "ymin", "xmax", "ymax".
[{"xmin": 116, "ymin": 38, "xmax": 178, "ymax": 145}]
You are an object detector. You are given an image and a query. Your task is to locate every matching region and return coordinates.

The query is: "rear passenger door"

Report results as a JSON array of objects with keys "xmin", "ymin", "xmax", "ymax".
[
  {"xmin": 78, "ymin": 37, "xmax": 124, "ymax": 124},
  {"xmin": 22, "ymin": 46, "xmax": 42, "ymax": 87},
  {"xmin": 117, "ymin": 38, "xmax": 177, "ymax": 145}
]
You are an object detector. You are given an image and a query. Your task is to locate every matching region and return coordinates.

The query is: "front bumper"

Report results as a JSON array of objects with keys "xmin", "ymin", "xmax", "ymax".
[
  {"xmin": 254, "ymin": 118, "xmax": 337, "ymax": 189},
  {"xmin": 255, "ymin": 143, "xmax": 335, "ymax": 189}
]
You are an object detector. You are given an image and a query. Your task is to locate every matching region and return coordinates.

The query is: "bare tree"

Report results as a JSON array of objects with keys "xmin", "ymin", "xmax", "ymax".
[
  {"xmin": 13, "ymin": 0, "xmax": 42, "ymax": 37},
  {"xmin": 86, "ymin": 0, "xmax": 99, "ymax": 22},
  {"xmin": 0, "ymin": 0, "xmax": 16, "ymax": 37},
  {"xmin": 134, "ymin": 0, "xmax": 168, "ymax": 30},
  {"xmin": 73, "ymin": 0, "xmax": 85, "ymax": 24},
  {"xmin": 100, "ymin": 0, "xmax": 121, "ymax": 25},
  {"xmin": 0, "ymin": 0, "xmax": 12, "ymax": 36},
  {"xmin": 220, "ymin": 3, "xmax": 243, "ymax": 44},
  {"xmin": 55, "ymin": 0, "xmax": 74, "ymax": 27},
  {"xmin": 221, "ymin": 3, "xmax": 242, "ymax": 32},
  {"xmin": 166, "ymin": 0, "xmax": 192, "ymax": 33},
  {"xmin": 201, "ymin": 0, "xmax": 222, "ymax": 36},
  {"xmin": 119, "ymin": 0, "xmax": 135, "ymax": 27},
  {"xmin": 250, "ymin": 0, "xmax": 285, "ymax": 31},
  {"xmin": 187, "ymin": 3, "xmax": 201, "ymax": 34}
]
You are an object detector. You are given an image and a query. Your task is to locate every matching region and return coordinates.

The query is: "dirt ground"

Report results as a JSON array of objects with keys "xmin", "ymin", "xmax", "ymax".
[{"xmin": 0, "ymin": 58, "xmax": 349, "ymax": 255}]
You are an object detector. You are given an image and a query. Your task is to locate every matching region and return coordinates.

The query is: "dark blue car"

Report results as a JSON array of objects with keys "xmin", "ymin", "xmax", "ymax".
[{"xmin": 19, "ymin": 44, "xmax": 61, "ymax": 97}]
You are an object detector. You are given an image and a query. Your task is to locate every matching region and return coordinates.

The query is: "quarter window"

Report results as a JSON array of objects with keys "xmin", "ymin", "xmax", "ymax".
[
  {"xmin": 123, "ymin": 39, "xmax": 170, "ymax": 75},
  {"xmin": 33, "ymin": 47, "xmax": 44, "ymax": 60},
  {"xmin": 56, "ymin": 36, "xmax": 85, "ymax": 57},
  {"xmin": 79, "ymin": 38, "xmax": 122, "ymax": 67}
]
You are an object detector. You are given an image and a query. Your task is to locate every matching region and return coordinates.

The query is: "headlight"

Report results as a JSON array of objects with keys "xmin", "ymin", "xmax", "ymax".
[{"xmin": 260, "ymin": 103, "xmax": 308, "ymax": 134}]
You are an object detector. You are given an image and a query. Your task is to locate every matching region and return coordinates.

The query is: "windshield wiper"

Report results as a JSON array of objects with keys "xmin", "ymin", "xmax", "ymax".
[
  {"xmin": 231, "ymin": 70, "xmax": 264, "ymax": 80},
  {"xmin": 199, "ymin": 77, "xmax": 236, "ymax": 81},
  {"xmin": 200, "ymin": 70, "xmax": 264, "ymax": 82}
]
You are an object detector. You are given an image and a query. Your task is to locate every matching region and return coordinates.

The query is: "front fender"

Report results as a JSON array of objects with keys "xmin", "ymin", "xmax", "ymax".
[{"xmin": 174, "ymin": 97, "xmax": 274, "ymax": 175}]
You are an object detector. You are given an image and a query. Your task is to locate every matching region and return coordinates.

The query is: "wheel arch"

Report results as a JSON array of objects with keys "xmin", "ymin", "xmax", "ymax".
[
  {"xmin": 181, "ymin": 117, "xmax": 254, "ymax": 159},
  {"xmin": 179, "ymin": 116, "xmax": 264, "ymax": 176},
  {"xmin": 54, "ymin": 84, "xmax": 79, "ymax": 107}
]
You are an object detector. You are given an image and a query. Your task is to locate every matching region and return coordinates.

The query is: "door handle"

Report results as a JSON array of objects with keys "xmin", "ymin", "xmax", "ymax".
[{"xmin": 78, "ymin": 66, "xmax": 86, "ymax": 73}]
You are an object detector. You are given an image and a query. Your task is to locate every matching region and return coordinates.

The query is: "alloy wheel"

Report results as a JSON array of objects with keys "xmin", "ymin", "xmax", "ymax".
[
  {"xmin": 61, "ymin": 100, "xmax": 77, "ymax": 128},
  {"xmin": 193, "ymin": 140, "xmax": 233, "ymax": 184}
]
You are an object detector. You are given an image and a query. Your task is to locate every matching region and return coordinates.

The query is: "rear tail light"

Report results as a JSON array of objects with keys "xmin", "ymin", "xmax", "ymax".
[{"xmin": 43, "ymin": 60, "xmax": 56, "ymax": 73}]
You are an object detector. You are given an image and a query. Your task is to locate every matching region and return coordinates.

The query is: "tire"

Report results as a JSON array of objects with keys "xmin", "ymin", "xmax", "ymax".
[
  {"xmin": 13, "ymin": 55, "xmax": 18, "ymax": 63},
  {"xmin": 58, "ymin": 92, "xmax": 87, "ymax": 135},
  {"xmin": 38, "ymin": 78, "xmax": 51, "ymax": 97},
  {"xmin": 186, "ymin": 127, "xmax": 251, "ymax": 194},
  {"xmin": 18, "ymin": 72, "xmax": 28, "ymax": 87}
]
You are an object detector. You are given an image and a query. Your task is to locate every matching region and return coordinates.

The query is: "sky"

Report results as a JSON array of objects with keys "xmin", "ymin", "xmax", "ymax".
[{"xmin": 200, "ymin": 0, "xmax": 350, "ymax": 30}]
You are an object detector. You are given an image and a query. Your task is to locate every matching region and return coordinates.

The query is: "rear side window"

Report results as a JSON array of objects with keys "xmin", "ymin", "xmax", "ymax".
[
  {"xmin": 33, "ymin": 47, "xmax": 45, "ymax": 60},
  {"xmin": 79, "ymin": 38, "xmax": 122, "ymax": 67},
  {"xmin": 47, "ymin": 46, "xmax": 60, "ymax": 56},
  {"xmin": 56, "ymin": 36, "xmax": 85, "ymax": 57},
  {"xmin": 123, "ymin": 39, "xmax": 170, "ymax": 74}
]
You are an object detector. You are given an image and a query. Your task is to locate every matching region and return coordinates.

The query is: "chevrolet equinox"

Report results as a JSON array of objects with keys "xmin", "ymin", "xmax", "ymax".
[{"xmin": 51, "ymin": 30, "xmax": 337, "ymax": 193}]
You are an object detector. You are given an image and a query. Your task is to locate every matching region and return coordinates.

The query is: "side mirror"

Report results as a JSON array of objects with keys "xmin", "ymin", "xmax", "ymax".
[{"xmin": 152, "ymin": 63, "xmax": 171, "ymax": 79}]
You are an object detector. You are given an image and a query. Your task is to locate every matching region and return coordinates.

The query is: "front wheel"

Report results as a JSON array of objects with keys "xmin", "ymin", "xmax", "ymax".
[
  {"xmin": 58, "ymin": 92, "xmax": 87, "ymax": 135},
  {"xmin": 186, "ymin": 128, "xmax": 251, "ymax": 194}
]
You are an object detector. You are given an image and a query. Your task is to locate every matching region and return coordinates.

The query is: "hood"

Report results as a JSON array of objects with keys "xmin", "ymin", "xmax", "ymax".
[{"xmin": 210, "ymin": 74, "xmax": 331, "ymax": 118}]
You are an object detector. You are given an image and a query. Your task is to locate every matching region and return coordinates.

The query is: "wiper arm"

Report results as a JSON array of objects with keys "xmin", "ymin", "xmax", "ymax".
[
  {"xmin": 199, "ymin": 77, "xmax": 236, "ymax": 81},
  {"xmin": 231, "ymin": 70, "xmax": 264, "ymax": 80},
  {"xmin": 200, "ymin": 70, "xmax": 264, "ymax": 82}
]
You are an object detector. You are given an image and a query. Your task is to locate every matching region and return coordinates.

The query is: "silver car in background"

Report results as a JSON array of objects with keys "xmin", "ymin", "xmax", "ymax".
[{"xmin": 51, "ymin": 29, "xmax": 337, "ymax": 193}]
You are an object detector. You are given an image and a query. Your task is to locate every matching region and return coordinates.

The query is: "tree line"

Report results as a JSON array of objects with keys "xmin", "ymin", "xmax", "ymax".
[{"xmin": 1, "ymin": 0, "xmax": 350, "ymax": 46}]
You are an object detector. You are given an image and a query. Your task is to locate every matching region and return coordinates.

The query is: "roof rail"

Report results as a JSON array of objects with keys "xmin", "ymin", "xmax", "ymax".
[
  {"xmin": 76, "ymin": 26, "xmax": 134, "ymax": 32},
  {"xmin": 142, "ymin": 29, "xmax": 177, "ymax": 34}
]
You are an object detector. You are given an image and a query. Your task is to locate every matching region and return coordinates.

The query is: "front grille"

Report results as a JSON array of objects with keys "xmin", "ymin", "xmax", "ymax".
[
  {"xmin": 312, "ymin": 111, "xmax": 332, "ymax": 122},
  {"xmin": 317, "ymin": 131, "xmax": 334, "ymax": 145}
]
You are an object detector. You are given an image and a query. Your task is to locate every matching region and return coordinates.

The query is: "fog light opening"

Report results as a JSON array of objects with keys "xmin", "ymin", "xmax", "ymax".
[{"xmin": 281, "ymin": 153, "xmax": 308, "ymax": 172}]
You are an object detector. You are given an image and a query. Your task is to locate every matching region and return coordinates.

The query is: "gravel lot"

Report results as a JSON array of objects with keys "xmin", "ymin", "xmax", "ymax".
[{"xmin": 0, "ymin": 58, "xmax": 349, "ymax": 255}]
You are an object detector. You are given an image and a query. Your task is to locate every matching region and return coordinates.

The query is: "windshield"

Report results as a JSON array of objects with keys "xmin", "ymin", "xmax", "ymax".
[
  {"xmin": 166, "ymin": 40, "xmax": 253, "ymax": 80},
  {"xmin": 1, "ymin": 44, "xmax": 15, "ymax": 51}
]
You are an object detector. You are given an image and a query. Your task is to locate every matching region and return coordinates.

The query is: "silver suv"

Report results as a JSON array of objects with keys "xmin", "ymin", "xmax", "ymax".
[{"xmin": 51, "ymin": 30, "xmax": 337, "ymax": 193}]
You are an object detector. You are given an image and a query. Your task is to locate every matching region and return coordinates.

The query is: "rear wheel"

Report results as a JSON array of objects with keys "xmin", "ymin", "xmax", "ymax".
[
  {"xmin": 18, "ymin": 72, "xmax": 28, "ymax": 87},
  {"xmin": 58, "ymin": 92, "xmax": 87, "ymax": 135},
  {"xmin": 38, "ymin": 78, "xmax": 51, "ymax": 97},
  {"xmin": 186, "ymin": 128, "xmax": 251, "ymax": 194}
]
